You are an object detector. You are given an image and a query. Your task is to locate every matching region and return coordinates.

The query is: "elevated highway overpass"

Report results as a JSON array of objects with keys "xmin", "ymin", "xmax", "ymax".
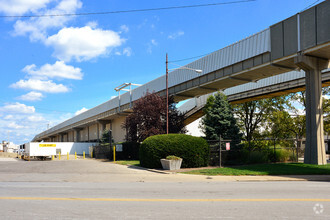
[
  {"xmin": 181, "ymin": 69, "xmax": 330, "ymax": 125},
  {"xmin": 33, "ymin": 1, "xmax": 330, "ymax": 164}
]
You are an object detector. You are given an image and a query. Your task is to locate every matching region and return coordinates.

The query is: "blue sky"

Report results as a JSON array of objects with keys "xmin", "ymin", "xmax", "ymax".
[{"xmin": 0, "ymin": 0, "xmax": 322, "ymax": 144}]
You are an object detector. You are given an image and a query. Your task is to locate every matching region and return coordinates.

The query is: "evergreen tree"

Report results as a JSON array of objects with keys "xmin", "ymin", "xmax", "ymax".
[
  {"xmin": 201, "ymin": 92, "xmax": 241, "ymax": 147},
  {"xmin": 100, "ymin": 129, "xmax": 114, "ymax": 144}
]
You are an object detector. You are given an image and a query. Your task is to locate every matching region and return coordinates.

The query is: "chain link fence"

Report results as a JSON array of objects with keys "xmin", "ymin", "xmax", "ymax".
[{"xmin": 208, "ymin": 137, "xmax": 308, "ymax": 166}]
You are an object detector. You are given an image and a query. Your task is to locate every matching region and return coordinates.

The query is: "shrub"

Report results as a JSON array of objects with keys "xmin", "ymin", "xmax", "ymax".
[
  {"xmin": 122, "ymin": 142, "xmax": 140, "ymax": 160},
  {"xmin": 240, "ymin": 150, "xmax": 269, "ymax": 164},
  {"xmin": 274, "ymin": 148, "xmax": 290, "ymax": 162},
  {"xmin": 248, "ymin": 151, "xmax": 269, "ymax": 164},
  {"xmin": 140, "ymin": 134, "xmax": 209, "ymax": 168}
]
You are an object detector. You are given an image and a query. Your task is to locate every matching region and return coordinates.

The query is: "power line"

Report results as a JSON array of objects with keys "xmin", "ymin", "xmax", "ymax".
[
  {"xmin": 168, "ymin": 52, "xmax": 213, "ymax": 63},
  {"xmin": 0, "ymin": 0, "xmax": 256, "ymax": 18},
  {"xmin": 170, "ymin": 0, "xmax": 324, "ymax": 64},
  {"xmin": 301, "ymin": 0, "xmax": 322, "ymax": 11}
]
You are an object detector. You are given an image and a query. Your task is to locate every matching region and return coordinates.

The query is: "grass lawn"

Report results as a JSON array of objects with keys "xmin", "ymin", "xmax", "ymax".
[
  {"xmin": 114, "ymin": 160, "xmax": 140, "ymax": 166},
  {"xmin": 183, "ymin": 163, "xmax": 330, "ymax": 176}
]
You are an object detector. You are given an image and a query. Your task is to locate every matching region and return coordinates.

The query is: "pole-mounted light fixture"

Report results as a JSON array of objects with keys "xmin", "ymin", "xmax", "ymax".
[
  {"xmin": 114, "ymin": 82, "xmax": 141, "ymax": 111},
  {"xmin": 166, "ymin": 54, "xmax": 203, "ymax": 134}
]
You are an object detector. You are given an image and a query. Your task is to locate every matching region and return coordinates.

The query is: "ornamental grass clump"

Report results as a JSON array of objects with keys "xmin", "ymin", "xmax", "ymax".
[{"xmin": 166, "ymin": 155, "xmax": 182, "ymax": 160}]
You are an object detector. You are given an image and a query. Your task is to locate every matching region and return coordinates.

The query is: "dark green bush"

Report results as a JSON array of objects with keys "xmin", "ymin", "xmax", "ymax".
[
  {"xmin": 248, "ymin": 151, "xmax": 269, "ymax": 164},
  {"xmin": 94, "ymin": 142, "xmax": 140, "ymax": 160},
  {"xmin": 239, "ymin": 149, "xmax": 270, "ymax": 164},
  {"xmin": 140, "ymin": 134, "xmax": 209, "ymax": 168},
  {"xmin": 122, "ymin": 142, "xmax": 140, "ymax": 160}
]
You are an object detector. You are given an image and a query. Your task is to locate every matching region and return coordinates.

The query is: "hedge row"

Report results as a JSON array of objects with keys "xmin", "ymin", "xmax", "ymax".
[{"xmin": 139, "ymin": 134, "xmax": 209, "ymax": 169}]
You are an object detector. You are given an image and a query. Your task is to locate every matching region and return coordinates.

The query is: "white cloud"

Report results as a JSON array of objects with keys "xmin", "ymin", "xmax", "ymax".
[
  {"xmin": 115, "ymin": 47, "xmax": 132, "ymax": 57},
  {"xmin": 168, "ymin": 31, "xmax": 184, "ymax": 40},
  {"xmin": 0, "ymin": 106, "xmax": 76, "ymax": 144},
  {"xmin": 86, "ymin": 21, "xmax": 98, "ymax": 28},
  {"xmin": 8, "ymin": 122, "xmax": 24, "ymax": 129},
  {"xmin": 23, "ymin": 61, "xmax": 83, "ymax": 80},
  {"xmin": 151, "ymin": 39, "xmax": 158, "ymax": 46},
  {"xmin": 13, "ymin": 0, "xmax": 82, "ymax": 41},
  {"xmin": 10, "ymin": 79, "xmax": 69, "ymax": 93},
  {"xmin": 45, "ymin": 26, "xmax": 124, "ymax": 62},
  {"xmin": 4, "ymin": 115, "xmax": 14, "ymax": 120},
  {"xmin": 147, "ymin": 39, "xmax": 158, "ymax": 54},
  {"xmin": 74, "ymin": 107, "xmax": 88, "ymax": 116},
  {"xmin": 119, "ymin": 25, "xmax": 129, "ymax": 33},
  {"xmin": 18, "ymin": 91, "xmax": 44, "ymax": 101},
  {"xmin": 123, "ymin": 47, "xmax": 132, "ymax": 56},
  {"xmin": 0, "ymin": 0, "xmax": 50, "ymax": 15},
  {"xmin": 27, "ymin": 115, "xmax": 45, "ymax": 122},
  {"xmin": 0, "ymin": 102, "xmax": 35, "ymax": 114}
]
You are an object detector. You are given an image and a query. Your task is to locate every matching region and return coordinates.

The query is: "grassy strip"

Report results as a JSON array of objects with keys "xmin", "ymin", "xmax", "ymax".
[
  {"xmin": 183, "ymin": 163, "xmax": 330, "ymax": 176},
  {"xmin": 115, "ymin": 160, "xmax": 140, "ymax": 166}
]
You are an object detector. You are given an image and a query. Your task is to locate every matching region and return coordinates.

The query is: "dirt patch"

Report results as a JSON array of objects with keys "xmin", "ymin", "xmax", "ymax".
[{"xmin": 0, "ymin": 152, "xmax": 19, "ymax": 158}]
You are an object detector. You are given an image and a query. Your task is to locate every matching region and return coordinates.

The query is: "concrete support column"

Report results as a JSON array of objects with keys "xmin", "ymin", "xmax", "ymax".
[
  {"xmin": 100, "ymin": 122, "xmax": 106, "ymax": 132},
  {"xmin": 74, "ymin": 129, "xmax": 81, "ymax": 142},
  {"xmin": 97, "ymin": 123, "xmax": 100, "ymax": 141},
  {"xmin": 87, "ymin": 126, "xmax": 90, "ymax": 142},
  {"xmin": 295, "ymin": 54, "xmax": 329, "ymax": 164},
  {"xmin": 60, "ymin": 134, "xmax": 64, "ymax": 142},
  {"xmin": 97, "ymin": 120, "xmax": 111, "ymax": 142}
]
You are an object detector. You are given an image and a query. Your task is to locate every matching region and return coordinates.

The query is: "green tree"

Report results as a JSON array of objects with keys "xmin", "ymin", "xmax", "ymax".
[
  {"xmin": 100, "ymin": 129, "xmax": 114, "ymax": 144},
  {"xmin": 289, "ymin": 87, "xmax": 329, "ymax": 135},
  {"xmin": 201, "ymin": 92, "xmax": 241, "ymax": 146},
  {"xmin": 232, "ymin": 96, "xmax": 292, "ymax": 150},
  {"xmin": 266, "ymin": 110, "xmax": 294, "ymax": 139}
]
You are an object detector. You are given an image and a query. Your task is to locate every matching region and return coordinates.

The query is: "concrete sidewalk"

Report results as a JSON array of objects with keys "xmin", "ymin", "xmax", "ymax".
[{"xmin": 1, "ymin": 159, "xmax": 329, "ymax": 183}]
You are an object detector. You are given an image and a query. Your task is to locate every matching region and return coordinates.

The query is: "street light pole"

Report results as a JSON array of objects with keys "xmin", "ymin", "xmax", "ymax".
[
  {"xmin": 165, "ymin": 53, "xmax": 202, "ymax": 135},
  {"xmin": 166, "ymin": 53, "xmax": 169, "ymax": 135}
]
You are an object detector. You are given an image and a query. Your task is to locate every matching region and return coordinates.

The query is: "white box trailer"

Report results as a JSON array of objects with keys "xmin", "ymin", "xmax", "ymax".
[
  {"xmin": 23, "ymin": 143, "xmax": 57, "ymax": 160},
  {"xmin": 23, "ymin": 142, "xmax": 98, "ymax": 160}
]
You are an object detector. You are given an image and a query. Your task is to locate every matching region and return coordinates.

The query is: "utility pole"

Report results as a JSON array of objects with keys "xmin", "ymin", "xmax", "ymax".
[{"xmin": 166, "ymin": 53, "xmax": 169, "ymax": 134}]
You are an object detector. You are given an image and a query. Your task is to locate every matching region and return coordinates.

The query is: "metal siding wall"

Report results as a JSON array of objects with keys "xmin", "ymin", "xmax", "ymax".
[
  {"xmin": 316, "ymin": 0, "xmax": 330, "ymax": 45},
  {"xmin": 270, "ymin": 22, "xmax": 284, "ymax": 60},
  {"xmin": 120, "ymin": 92, "xmax": 130, "ymax": 105},
  {"xmin": 283, "ymin": 15, "xmax": 298, "ymax": 56},
  {"xmin": 300, "ymin": 7, "xmax": 316, "ymax": 50}
]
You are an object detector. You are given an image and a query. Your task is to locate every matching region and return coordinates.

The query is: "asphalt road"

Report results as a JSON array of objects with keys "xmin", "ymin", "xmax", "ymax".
[{"xmin": 0, "ymin": 158, "xmax": 330, "ymax": 219}]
